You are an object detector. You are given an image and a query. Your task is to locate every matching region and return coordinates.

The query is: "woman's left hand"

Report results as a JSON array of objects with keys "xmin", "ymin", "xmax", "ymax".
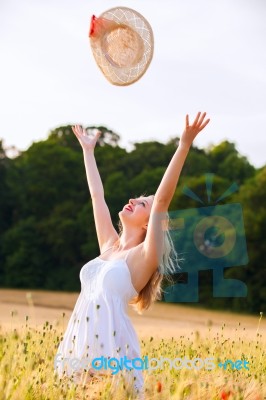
[{"xmin": 180, "ymin": 112, "xmax": 210, "ymax": 149}]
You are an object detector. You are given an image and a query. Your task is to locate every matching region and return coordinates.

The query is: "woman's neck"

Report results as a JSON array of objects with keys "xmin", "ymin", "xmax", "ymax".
[{"xmin": 115, "ymin": 227, "xmax": 145, "ymax": 250}]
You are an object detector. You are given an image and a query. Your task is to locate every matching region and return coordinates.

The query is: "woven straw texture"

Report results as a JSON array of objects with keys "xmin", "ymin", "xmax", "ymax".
[{"xmin": 90, "ymin": 7, "xmax": 154, "ymax": 86}]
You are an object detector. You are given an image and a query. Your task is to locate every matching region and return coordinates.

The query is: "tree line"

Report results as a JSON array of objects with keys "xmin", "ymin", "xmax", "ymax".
[{"xmin": 0, "ymin": 126, "xmax": 265, "ymax": 315}]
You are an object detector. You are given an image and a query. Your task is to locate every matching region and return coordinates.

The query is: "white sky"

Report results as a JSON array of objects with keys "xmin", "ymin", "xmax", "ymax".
[{"xmin": 1, "ymin": 0, "xmax": 265, "ymax": 167}]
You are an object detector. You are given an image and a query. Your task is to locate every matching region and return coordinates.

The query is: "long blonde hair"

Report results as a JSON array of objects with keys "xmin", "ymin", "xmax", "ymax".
[{"xmin": 117, "ymin": 204, "xmax": 181, "ymax": 315}]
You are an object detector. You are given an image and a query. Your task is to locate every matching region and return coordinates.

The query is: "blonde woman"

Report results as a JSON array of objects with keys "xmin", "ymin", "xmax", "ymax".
[{"xmin": 54, "ymin": 112, "xmax": 210, "ymax": 398}]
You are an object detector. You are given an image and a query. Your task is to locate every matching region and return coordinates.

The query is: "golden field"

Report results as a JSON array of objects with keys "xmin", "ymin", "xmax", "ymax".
[{"xmin": 0, "ymin": 289, "xmax": 265, "ymax": 400}]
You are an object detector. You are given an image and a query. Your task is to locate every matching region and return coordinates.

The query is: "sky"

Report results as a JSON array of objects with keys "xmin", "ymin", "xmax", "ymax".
[{"xmin": 1, "ymin": 0, "xmax": 266, "ymax": 167}]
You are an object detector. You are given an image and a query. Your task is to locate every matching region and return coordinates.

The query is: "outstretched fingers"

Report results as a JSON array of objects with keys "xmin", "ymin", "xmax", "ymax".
[
  {"xmin": 192, "ymin": 112, "xmax": 201, "ymax": 127},
  {"xmin": 81, "ymin": 126, "xmax": 88, "ymax": 136},
  {"xmin": 72, "ymin": 125, "xmax": 89, "ymax": 139},
  {"xmin": 197, "ymin": 112, "xmax": 210, "ymax": 131},
  {"xmin": 197, "ymin": 112, "xmax": 207, "ymax": 126},
  {"xmin": 72, "ymin": 125, "xmax": 82, "ymax": 136},
  {"xmin": 191, "ymin": 112, "xmax": 210, "ymax": 132},
  {"xmin": 71, "ymin": 125, "xmax": 79, "ymax": 138}
]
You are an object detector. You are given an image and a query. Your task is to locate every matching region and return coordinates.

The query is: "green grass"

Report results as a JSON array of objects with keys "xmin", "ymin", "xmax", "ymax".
[{"xmin": 0, "ymin": 313, "xmax": 265, "ymax": 400}]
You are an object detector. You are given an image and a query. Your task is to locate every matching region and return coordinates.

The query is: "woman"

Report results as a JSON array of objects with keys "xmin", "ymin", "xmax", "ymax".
[{"xmin": 54, "ymin": 112, "xmax": 210, "ymax": 398}]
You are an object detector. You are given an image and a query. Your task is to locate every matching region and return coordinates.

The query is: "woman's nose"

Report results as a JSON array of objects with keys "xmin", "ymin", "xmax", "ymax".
[{"xmin": 129, "ymin": 199, "xmax": 135, "ymax": 205}]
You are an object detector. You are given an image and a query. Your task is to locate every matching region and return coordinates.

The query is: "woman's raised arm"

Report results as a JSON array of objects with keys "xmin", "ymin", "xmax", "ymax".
[
  {"xmin": 153, "ymin": 112, "xmax": 210, "ymax": 209},
  {"xmin": 72, "ymin": 125, "xmax": 119, "ymax": 251},
  {"xmin": 141, "ymin": 112, "xmax": 210, "ymax": 271}
]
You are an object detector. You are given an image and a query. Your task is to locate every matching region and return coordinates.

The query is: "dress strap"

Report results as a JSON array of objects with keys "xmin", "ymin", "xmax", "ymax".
[
  {"xmin": 101, "ymin": 245, "xmax": 133, "ymax": 260},
  {"xmin": 125, "ymin": 248, "xmax": 133, "ymax": 262},
  {"xmin": 100, "ymin": 246, "xmax": 113, "ymax": 256}
]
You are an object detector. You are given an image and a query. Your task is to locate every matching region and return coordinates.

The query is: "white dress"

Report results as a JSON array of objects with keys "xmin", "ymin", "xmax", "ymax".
[{"xmin": 54, "ymin": 247, "xmax": 144, "ymax": 397}]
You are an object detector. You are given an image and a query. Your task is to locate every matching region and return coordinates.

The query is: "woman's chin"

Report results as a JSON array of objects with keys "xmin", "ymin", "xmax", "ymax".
[
  {"xmin": 118, "ymin": 212, "xmax": 133, "ymax": 225},
  {"xmin": 119, "ymin": 209, "xmax": 131, "ymax": 216},
  {"xmin": 118, "ymin": 211, "xmax": 126, "ymax": 221}
]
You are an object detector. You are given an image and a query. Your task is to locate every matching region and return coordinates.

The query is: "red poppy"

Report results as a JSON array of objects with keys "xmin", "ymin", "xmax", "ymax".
[
  {"xmin": 220, "ymin": 389, "xmax": 232, "ymax": 399},
  {"xmin": 156, "ymin": 381, "xmax": 162, "ymax": 392}
]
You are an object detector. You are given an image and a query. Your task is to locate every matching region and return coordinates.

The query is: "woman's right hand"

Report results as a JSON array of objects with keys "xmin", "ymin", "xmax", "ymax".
[{"xmin": 72, "ymin": 125, "xmax": 101, "ymax": 152}]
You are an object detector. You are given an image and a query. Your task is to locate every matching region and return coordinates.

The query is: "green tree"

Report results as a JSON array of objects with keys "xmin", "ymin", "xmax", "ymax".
[
  {"xmin": 125, "ymin": 141, "xmax": 172, "ymax": 179},
  {"xmin": 225, "ymin": 167, "xmax": 266, "ymax": 313},
  {"xmin": 47, "ymin": 125, "xmax": 120, "ymax": 150},
  {"xmin": 0, "ymin": 141, "xmax": 15, "ymax": 284},
  {"xmin": 2, "ymin": 217, "xmax": 46, "ymax": 288},
  {"xmin": 207, "ymin": 141, "xmax": 255, "ymax": 184},
  {"xmin": 1, "ymin": 128, "xmax": 264, "ymax": 316},
  {"xmin": 6, "ymin": 140, "xmax": 86, "ymax": 220},
  {"xmin": 170, "ymin": 174, "xmax": 232, "ymax": 211}
]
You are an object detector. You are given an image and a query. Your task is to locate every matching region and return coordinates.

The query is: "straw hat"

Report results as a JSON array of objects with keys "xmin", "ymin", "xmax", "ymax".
[{"xmin": 89, "ymin": 7, "xmax": 154, "ymax": 86}]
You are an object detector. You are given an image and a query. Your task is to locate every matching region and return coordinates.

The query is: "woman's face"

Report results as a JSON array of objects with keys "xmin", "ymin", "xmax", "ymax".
[{"xmin": 120, "ymin": 195, "xmax": 154, "ymax": 229}]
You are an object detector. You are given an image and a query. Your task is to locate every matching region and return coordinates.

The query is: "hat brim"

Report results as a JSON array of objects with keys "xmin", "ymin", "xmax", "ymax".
[{"xmin": 89, "ymin": 7, "xmax": 154, "ymax": 86}]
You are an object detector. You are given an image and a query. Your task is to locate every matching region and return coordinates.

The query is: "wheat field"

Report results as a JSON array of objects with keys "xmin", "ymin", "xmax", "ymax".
[{"xmin": 0, "ymin": 289, "xmax": 265, "ymax": 400}]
